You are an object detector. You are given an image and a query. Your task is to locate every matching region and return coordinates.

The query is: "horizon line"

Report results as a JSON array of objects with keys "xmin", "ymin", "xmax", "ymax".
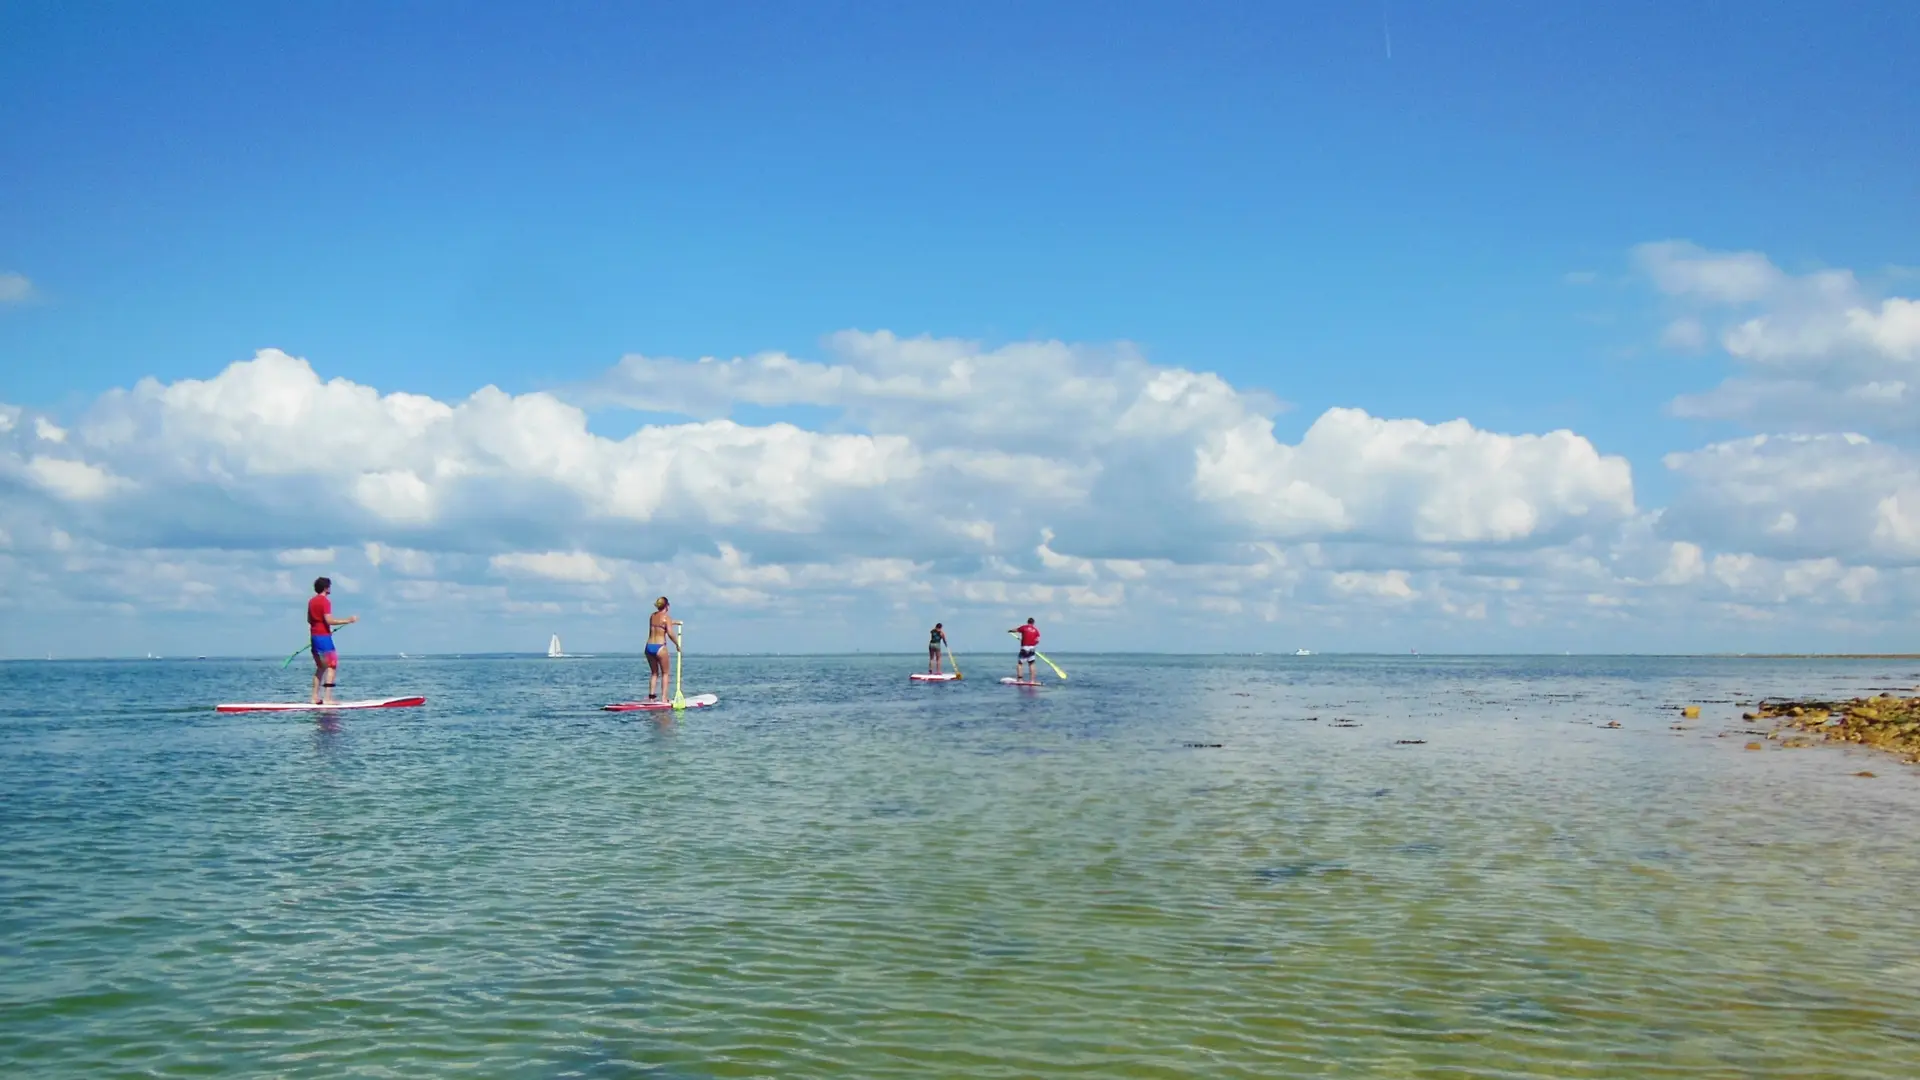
[{"xmin": 9, "ymin": 651, "xmax": 1920, "ymax": 662}]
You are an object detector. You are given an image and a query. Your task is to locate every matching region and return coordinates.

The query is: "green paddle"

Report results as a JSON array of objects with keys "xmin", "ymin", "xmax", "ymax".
[
  {"xmin": 282, "ymin": 622, "xmax": 349, "ymax": 667},
  {"xmin": 1007, "ymin": 629, "xmax": 1066, "ymax": 680},
  {"xmin": 1035, "ymin": 651, "xmax": 1067, "ymax": 680}
]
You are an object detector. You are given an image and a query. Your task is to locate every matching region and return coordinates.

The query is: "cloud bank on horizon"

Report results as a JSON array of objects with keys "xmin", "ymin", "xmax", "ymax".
[{"xmin": 3, "ymin": 241, "xmax": 1917, "ymax": 656}]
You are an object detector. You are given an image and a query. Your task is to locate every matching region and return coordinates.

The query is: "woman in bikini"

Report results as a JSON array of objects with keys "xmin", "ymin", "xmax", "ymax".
[{"xmin": 646, "ymin": 597, "xmax": 680, "ymax": 701}]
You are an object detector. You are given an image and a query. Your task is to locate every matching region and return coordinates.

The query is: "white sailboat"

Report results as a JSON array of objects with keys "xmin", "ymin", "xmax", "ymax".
[{"xmin": 548, "ymin": 634, "xmax": 564, "ymax": 658}]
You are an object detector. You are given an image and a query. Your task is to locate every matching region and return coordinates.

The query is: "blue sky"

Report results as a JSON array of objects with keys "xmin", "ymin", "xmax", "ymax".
[{"xmin": 3, "ymin": 2, "xmax": 1918, "ymax": 656}]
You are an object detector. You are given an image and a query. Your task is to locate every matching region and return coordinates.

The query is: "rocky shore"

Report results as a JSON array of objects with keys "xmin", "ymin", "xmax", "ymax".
[{"xmin": 1743, "ymin": 693, "xmax": 1920, "ymax": 765}]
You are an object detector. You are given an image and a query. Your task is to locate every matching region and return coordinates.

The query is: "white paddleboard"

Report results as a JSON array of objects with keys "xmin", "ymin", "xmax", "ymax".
[
  {"xmin": 603, "ymin": 693, "xmax": 720, "ymax": 712},
  {"xmin": 1000, "ymin": 678, "xmax": 1042, "ymax": 686},
  {"xmin": 910, "ymin": 672, "xmax": 961, "ymax": 682},
  {"xmin": 215, "ymin": 696, "xmax": 426, "ymax": 713}
]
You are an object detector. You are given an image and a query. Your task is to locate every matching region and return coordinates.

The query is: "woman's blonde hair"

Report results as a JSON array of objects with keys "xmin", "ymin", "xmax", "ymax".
[{"xmin": 655, "ymin": 596, "xmax": 669, "ymax": 610}]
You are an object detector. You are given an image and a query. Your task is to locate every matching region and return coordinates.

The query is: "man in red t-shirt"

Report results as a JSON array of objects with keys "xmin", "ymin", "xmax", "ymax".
[
  {"xmin": 1008, "ymin": 617, "xmax": 1041, "ymax": 683},
  {"xmin": 307, "ymin": 576, "xmax": 358, "ymax": 704}
]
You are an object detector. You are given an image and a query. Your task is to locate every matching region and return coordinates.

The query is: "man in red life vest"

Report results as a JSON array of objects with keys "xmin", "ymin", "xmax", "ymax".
[
  {"xmin": 307, "ymin": 577, "xmax": 359, "ymax": 705},
  {"xmin": 1009, "ymin": 617, "xmax": 1041, "ymax": 683}
]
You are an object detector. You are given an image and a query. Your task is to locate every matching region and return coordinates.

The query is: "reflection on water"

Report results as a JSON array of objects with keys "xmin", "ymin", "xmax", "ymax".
[{"xmin": 2, "ymin": 653, "xmax": 1919, "ymax": 1078}]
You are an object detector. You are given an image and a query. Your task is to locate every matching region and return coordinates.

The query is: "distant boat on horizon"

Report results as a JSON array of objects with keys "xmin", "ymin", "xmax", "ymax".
[
  {"xmin": 548, "ymin": 634, "xmax": 565, "ymax": 658},
  {"xmin": 1294, "ymin": 648, "xmax": 1313, "ymax": 656}
]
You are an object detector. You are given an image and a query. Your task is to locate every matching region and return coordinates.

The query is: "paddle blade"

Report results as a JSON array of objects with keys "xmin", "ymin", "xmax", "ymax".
[
  {"xmin": 1036, "ymin": 651, "xmax": 1067, "ymax": 680},
  {"xmin": 672, "ymin": 622, "xmax": 686, "ymax": 708}
]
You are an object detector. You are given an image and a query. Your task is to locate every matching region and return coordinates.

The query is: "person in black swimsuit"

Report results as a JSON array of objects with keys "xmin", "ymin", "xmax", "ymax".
[{"xmin": 928, "ymin": 622, "xmax": 949, "ymax": 675}]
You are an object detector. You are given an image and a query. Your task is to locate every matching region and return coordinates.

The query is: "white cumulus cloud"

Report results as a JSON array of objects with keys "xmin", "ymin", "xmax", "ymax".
[
  {"xmin": 23, "ymin": 456, "xmax": 130, "ymax": 500},
  {"xmin": 276, "ymin": 547, "xmax": 337, "ymax": 566},
  {"xmin": 491, "ymin": 550, "xmax": 614, "ymax": 584},
  {"xmin": 0, "ymin": 272, "xmax": 35, "ymax": 305},
  {"xmin": 1640, "ymin": 242, "xmax": 1920, "ymax": 433},
  {"xmin": 1661, "ymin": 433, "xmax": 1920, "ymax": 564},
  {"xmin": 9, "ymin": 308, "xmax": 1920, "ymax": 657}
]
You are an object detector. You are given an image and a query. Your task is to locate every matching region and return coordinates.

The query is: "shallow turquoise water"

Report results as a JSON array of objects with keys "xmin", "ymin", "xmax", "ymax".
[{"xmin": 4, "ymin": 654, "xmax": 1919, "ymax": 1078}]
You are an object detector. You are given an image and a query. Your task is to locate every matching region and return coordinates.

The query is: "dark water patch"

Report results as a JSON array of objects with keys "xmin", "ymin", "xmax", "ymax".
[
  {"xmin": 522, "ymin": 1039, "xmax": 712, "ymax": 1080},
  {"xmin": 1473, "ymin": 994, "xmax": 1560, "ymax": 1027},
  {"xmin": 1253, "ymin": 861, "xmax": 1350, "ymax": 883}
]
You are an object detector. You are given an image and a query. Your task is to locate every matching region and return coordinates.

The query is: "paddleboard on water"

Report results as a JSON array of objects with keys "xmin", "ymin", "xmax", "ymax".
[
  {"xmin": 1000, "ymin": 678, "xmax": 1042, "ymax": 686},
  {"xmin": 215, "ymin": 696, "xmax": 426, "ymax": 713},
  {"xmin": 603, "ymin": 693, "xmax": 720, "ymax": 712},
  {"xmin": 910, "ymin": 672, "xmax": 961, "ymax": 682}
]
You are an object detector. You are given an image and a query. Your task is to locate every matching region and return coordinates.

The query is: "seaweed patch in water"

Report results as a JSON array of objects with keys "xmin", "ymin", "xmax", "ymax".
[
  {"xmin": 1393, "ymin": 739, "xmax": 1426, "ymax": 745},
  {"xmin": 1183, "ymin": 742, "xmax": 1224, "ymax": 749},
  {"xmin": 1254, "ymin": 861, "xmax": 1351, "ymax": 882}
]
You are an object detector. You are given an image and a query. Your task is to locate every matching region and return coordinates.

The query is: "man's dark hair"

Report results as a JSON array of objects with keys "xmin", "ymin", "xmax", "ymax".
[{"xmin": 314, "ymin": 577, "xmax": 331, "ymax": 594}]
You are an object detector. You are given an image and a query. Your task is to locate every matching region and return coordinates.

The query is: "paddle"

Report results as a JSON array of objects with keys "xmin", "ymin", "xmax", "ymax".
[
  {"xmin": 947, "ymin": 640, "xmax": 963, "ymax": 680},
  {"xmin": 1008, "ymin": 628, "xmax": 1066, "ymax": 681},
  {"xmin": 672, "ymin": 621, "xmax": 687, "ymax": 710},
  {"xmin": 282, "ymin": 622, "xmax": 347, "ymax": 668}
]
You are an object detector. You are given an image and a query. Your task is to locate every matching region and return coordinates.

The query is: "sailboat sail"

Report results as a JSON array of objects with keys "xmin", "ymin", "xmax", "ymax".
[{"xmin": 548, "ymin": 634, "xmax": 563, "ymax": 658}]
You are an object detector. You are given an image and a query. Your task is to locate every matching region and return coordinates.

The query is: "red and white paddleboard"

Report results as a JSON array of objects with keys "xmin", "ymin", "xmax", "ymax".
[
  {"xmin": 215, "ymin": 696, "xmax": 426, "ymax": 713},
  {"xmin": 1000, "ymin": 678, "xmax": 1042, "ymax": 686},
  {"xmin": 603, "ymin": 693, "xmax": 720, "ymax": 712},
  {"xmin": 910, "ymin": 672, "xmax": 961, "ymax": 682}
]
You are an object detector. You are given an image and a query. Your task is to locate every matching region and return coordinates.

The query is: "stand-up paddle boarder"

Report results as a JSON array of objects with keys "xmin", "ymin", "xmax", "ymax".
[
  {"xmin": 1009, "ymin": 617, "xmax": 1040, "ymax": 683},
  {"xmin": 928, "ymin": 622, "xmax": 950, "ymax": 675},
  {"xmin": 307, "ymin": 577, "xmax": 358, "ymax": 705},
  {"xmin": 646, "ymin": 597, "xmax": 681, "ymax": 702}
]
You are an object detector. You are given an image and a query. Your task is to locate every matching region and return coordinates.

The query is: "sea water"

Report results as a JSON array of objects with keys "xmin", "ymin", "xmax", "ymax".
[{"xmin": 3, "ymin": 654, "xmax": 1918, "ymax": 1078}]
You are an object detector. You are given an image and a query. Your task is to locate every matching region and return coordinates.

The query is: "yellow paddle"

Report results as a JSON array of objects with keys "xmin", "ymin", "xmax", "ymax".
[
  {"xmin": 947, "ymin": 641, "xmax": 963, "ymax": 680},
  {"xmin": 1007, "ymin": 629, "xmax": 1067, "ymax": 680}
]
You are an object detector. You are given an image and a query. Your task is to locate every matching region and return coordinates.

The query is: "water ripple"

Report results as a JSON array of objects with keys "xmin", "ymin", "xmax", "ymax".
[{"xmin": 3, "ymin": 654, "xmax": 1919, "ymax": 1076}]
